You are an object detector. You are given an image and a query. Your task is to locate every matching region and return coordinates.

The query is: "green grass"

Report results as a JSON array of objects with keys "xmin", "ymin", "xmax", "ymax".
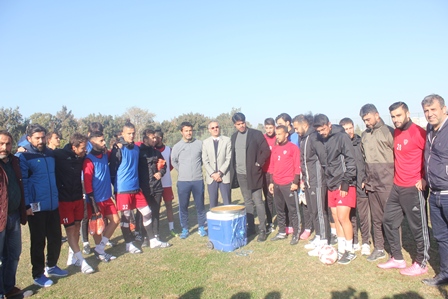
[{"xmin": 15, "ymin": 180, "xmax": 448, "ymax": 299}]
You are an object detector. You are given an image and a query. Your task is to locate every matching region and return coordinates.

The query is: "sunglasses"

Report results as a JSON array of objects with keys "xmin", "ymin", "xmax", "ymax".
[{"xmin": 211, "ymin": 126, "xmax": 219, "ymax": 130}]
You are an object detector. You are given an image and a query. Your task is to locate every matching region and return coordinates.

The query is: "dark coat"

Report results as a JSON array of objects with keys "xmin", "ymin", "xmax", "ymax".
[
  {"xmin": 351, "ymin": 134, "xmax": 367, "ymax": 198},
  {"xmin": 53, "ymin": 144, "xmax": 84, "ymax": 202},
  {"xmin": 138, "ymin": 143, "xmax": 167, "ymax": 195},
  {"xmin": 0, "ymin": 155, "xmax": 27, "ymax": 231},
  {"xmin": 230, "ymin": 128, "xmax": 270, "ymax": 190}
]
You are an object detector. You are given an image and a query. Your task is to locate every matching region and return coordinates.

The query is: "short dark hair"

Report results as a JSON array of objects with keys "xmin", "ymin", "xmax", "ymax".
[
  {"xmin": 422, "ymin": 94, "xmax": 445, "ymax": 108},
  {"xmin": 275, "ymin": 113, "xmax": 292, "ymax": 124},
  {"xmin": 232, "ymin": 112, "xmax": 246, "ymax": 124},
  {"xmin": 123, "ymin": 122, "xmax": 135, "ymax": 130},
  {"xmin": 313, "ymin": 114, "xmax": 330, "ymax": 128},
  {"xmin": 179, "ymin": 122, "xmax": 193, "ymax": 131},
  {"xmin": 27, "ymin": 124, "xmax": 47, "ymax": 137},
  {"xmin": 275, "ymin": 125, "xmax": 288, "ymax": 134},
  {"xmin": 293, "ymin": 114, "xmax": 314, "ymax": 126},
  {"xmin": 154, "ymin": 129, "xmax": 164, "ymax": 139},
  {"xmin": 389, "ymin": 101, "xmax": 409, "ymax": 113},
  {"xmin": 46, "ymin": 131, "xmax": 60, "ymax": 143},
  {"xmin": 70, "ymin": 133, "xmax": 88, "ymax": 148},
  {"xmin": 88, "ymin": 122, "xmax": 103, "ymax": 134},
  {"xmin": 143, "ymin": 135, "xmax": 150, "ymax": 142},
  {"xmin": 0, "ymin": 130, "xmax": 13, "ymax": 142},
  {"xmin": 89, "ymin": 131, "xmax": 104, "ymax": 139},
  {"xmin": 264, "ymin": 118, "xmax": 275, "ymax": 126},
  {"xmin": 142, "ymin": 128, "xmax": 155, "ymax": 136},
  {"xmin": 339, "ymin": 118, "xmax": 354, "ymax": 127},
  {"xmin": 359, "ymin": 104, "xmax": 378, "ymax": 118}
]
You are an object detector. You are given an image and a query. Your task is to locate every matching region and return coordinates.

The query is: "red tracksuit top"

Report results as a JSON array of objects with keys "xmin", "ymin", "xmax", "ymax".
[
  {"xmin": 269, "ymin": 141, "xmax": 301, "ymax": 185},
  {"xmin": 262, "ymin": 134, "xmax": 277, "ymax": 173},
  {"xmin": 393, "ymin": 122, "xmax": 426, "ymax": 187}
]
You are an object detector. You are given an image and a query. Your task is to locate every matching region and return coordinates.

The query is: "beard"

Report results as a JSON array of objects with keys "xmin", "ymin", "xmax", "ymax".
[
  {"xmin": 0, "ymin": 153, "xmax": 9, "ymax": 159},
  {"xmin": 36, "ymin": 143, "xmax": 46, "ymax": 152}
]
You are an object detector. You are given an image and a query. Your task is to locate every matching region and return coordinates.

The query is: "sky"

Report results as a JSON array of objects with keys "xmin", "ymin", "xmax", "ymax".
[{"xmin": 1, "ymin": 1, "xmax": 447, "ymax": 128}]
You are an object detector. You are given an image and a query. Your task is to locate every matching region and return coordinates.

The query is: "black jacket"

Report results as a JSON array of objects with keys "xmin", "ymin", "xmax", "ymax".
[
  {"xmin": 318, "ymin": 125, "xmax": 356, "ymax": 191},
  {"xmin": 230, "ymin": 128, "xmax": 270, "ymax": 190},
  {"xmin": 300, "ymin": 127, "xmax": 327, "ymax": 188},
  {"xmin": 351, "ymin": 134, "xmax": 367, "ymax": 198},
  {"xmin": 53, "ymin": 143, "xmax": 84, "ymax": 202},
  {"xmin": 138, "ymin": 143, "xmax": 167, "ymax": 195}
]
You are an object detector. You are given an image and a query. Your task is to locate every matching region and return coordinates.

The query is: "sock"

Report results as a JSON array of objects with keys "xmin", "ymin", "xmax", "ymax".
[
  {"xmin": 305, "ymin": 229, "xmax": 311, "ymax": 232},
  {"xmin": 95, "ymin": 237, "xmax": 108, "ymax": 254},
  {"xmin": 337, "ymin": 237, "xmax": 346, "ymax": 253},
  {"xmin": 331, "ymin": 228, "xmax": 336, "ymax": 235},
  {"xmin": 169, "ymin": 222, "xmax": 174, "ymax": 230},
  {"xmin": 314, "ymin": 235, "xmax": 321, "ymax": 242},
  {"xmin": 345, "ymin": 239, "xmax": 353, "ymax": 253},
  {"xmin": 83, "ymin": 241, "xmax": 89, "ymax": 246},
  {"xmin": 74, "ymin": 251, "xmax": 84, "ymax": 262}
]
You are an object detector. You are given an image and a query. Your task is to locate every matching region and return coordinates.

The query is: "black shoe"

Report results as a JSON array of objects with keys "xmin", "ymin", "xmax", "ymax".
[
  {"xmin": 330, "ymin": 234, "xmax": 337, "ymax": 246},
  {"xmin": 338, "ymin": 251, "xmax": 357, "ymax": 265},
  {"xmin": 422, "ymin": 275, "xmax": 448, "ymax": 286},
  {"xmin": 271, "ymin": 233, "xmax": 287, "ymax": 241},
  {"xmin": 61, "ymin": 236, "xmax": 67, "ymax": 243},
  {"xmin": 290, "ymin": 235, "xmax": 299, "ymax": 245},
  {"xmin": 247, "ymin": 228, "xmax": 256, "ymax": 237},
  {"xmin": 257, "ymin": 231, "xmax": 267, "ymax": 242},
  {"xmin": 266, "ymin": 223, "xmax": 274, "ymax": 234}
]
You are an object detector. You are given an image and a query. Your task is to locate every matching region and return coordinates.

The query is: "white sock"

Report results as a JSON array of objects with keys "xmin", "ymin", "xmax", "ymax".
[
  {"xmin": 169, "ymin": 222, "xmax": 174, "ymax": 230},
  {"xmin": 331, "ymin": 228, "xmax": 336, "ymax": 235},
  {"xmin": 337, "ymin": 237, "xmax": 346, "ymax": 253},
  {"xmin": 83, "ymin": 242, "xmax": 89, "ymax": 246},
  {"xmin": 74, "ymin": 251, "xmax": 84, "ymax": 262},
  {"xmin": 345, "ymin": 239, "xmax": 353, "ymax": 253},
  {"xmin": 100, "ymin": 236, "xmax": 109, "ymax": 246},
  {"xmin": 305, "ymin": 229, "xmax": 311, "ymax": 232},
  {"xmin": 313, "ymin": 235, "xmax": 321, "ymax": 243}
]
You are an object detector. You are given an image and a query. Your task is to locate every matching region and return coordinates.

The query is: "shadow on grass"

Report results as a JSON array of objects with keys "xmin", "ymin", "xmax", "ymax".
[
  {"xmin": 229, "ymin": 291, "xmax": 282, "ymax": 299},
  {"xmin": 179, "ymin": 287, "xmax": 203, "ymax": 299},
  {"xmin": 330, "ymin": 287, "xmax": 426, "ymax": 299}
]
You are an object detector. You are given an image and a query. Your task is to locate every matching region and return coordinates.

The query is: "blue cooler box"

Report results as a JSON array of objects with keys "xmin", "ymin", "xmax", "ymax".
[{"xmin": 207, "ymin": 205, "xmax": 247, "ymax": 252}]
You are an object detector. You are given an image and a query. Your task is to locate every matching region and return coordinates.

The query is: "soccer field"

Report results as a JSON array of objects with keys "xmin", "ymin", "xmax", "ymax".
[{"xmin": 15, "ymin": 180, "xmax": 448, "ymax": 299}]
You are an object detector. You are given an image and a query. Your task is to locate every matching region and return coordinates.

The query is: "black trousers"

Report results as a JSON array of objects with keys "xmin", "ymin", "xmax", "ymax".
[
  {"xmin": 142, "ymin": 190, "xmax": 163, "ymax": 239},
  {"xmin": 305, "ymin": 186, "xmax": 328, "ymax": 239},
  {"xmin": 383, "ymin": 184, "xmax": 430, "ymax": 266},
  {"xmin": 351, "ymin": 195, "xmax": 371, "ymax": 244},
  {"xmin": 274, "ymin": 183, "xmax": 299, "ymax": 235},
  {"xmin": 262, "ymin": 172, "xmax": 275, "ymax": 225},
  {"xmin": 27, "ymin": 209, "xmax": 62, "ymax": 278},
  {"xmin": 368, "ymin": 190, "xmax": 390, "ymax": 250}
]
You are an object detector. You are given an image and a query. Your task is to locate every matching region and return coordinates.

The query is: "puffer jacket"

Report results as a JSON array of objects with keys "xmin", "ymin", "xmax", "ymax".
[
  {"xmin": 138, "ymin": 143, "xmax": 167, "ymax": 195},
  {"xmin": 53, "ymin": 143, "xmax": 84, "ymax": 202}
]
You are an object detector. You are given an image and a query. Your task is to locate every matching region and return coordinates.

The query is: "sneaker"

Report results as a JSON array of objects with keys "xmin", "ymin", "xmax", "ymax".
[
  {"xmin": 134, "ymin": 232, "xmax": 143, "ymax": 242},
  {"xmin": 266, "ymin": 223, "xmax": 274, "ymax": 234},
  {"xmin": 285, "ymin": 227, "xmax": 294, "ymax": 235},
  {"xmin": 45, "ymin": 265, "xmax": 68, "ymax": 277},
  {"xmin": 338, "ymin": 251, "xmax": 344, "ymax": 260},
  {"xmin": 353, "ymin": 243, "xmax": 361, "ymax": 252},
  {"xmin": 422, "ymin": 275, "xmax": 448, "ymax": 286},
  {"xmin": 82, "ymin": 243, "xmax": 91, "ymax": 255},
  {"xmin": 338, "ymin": 251, "xmax": 357, "ymax": 265},
  {"xmin": 304, "ymin": 239, "xmax": 319, "ymax": 250},
  {"xmin": 330, "ymin": 234, "xmax": 337, "ymax": 246},
  {"xmin": 299, "ymin": 230, "xmax": 311, "ymax": 240},
  {"xmin": 94, "ymin": 250, "xmax": 117, "ymax": 262},
  {"xmin": 290, "ymin": 235, "xmax": 299, "ymax": 245},
  {"xmin": 271, "ymin": 233, "xmax": 287, "ymax": 241},
  {"xmin": 170, "ymin": 229, "xmax": 178, "ymax": 237},
  {"xmin": 126, "ymin": 242, "xmax": 142, "ymax": 254},
  {"xmin": 151, "ymin": 241, "xmax": 172, "ymax": 249},
  {"xmin": 377, "ymin": 258, "xmax": 407, "ymax": 269},
  {"xmin": 34, "ymin": 274, "xmax": 53, "ymax": 287},
  {"xmin": 180, "ymin": 228, "xmax": 189, "ymax": 239},
  {"xmin": 361, "ymin": 243, "xmax": 371, "ymax": 256},
  {"xmin": 81, "ymin": 261, "xmax": 95, "ymax": 274},
  {"xmin": 141, "ymin": 238, "xmax": 150, "ymax": 247},
  {"xmin": 66, "ymin": 249, "xmax": 76, "ymax": 266},
  {"xmin": 367, "ymin": 249, "xmax": 386, "ymax": 262},
  {"xmin": 5, "ymin": 286, "xmax": 23, "ymax": 297},
  {"xmin": 106, "ymin": 240, "xmax": 118, "ymax": 247},
  {"xmin": 400, "ymin": 262, "xmax": 428, "ymax": 276},
  {"xmin": 308, "ymin": 246, "xmax": 323, "ymax": 257},
  {"xmin": 257, "ymin": 230, "xmax": 267, "ymax": 242},
  {"xmin": 198, "ymin": 226, "xmax": 207, "ymax": 237}
]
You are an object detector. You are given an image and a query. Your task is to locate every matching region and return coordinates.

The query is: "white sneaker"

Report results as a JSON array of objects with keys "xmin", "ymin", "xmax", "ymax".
[
  {"xmin": 304, "ymin": 238, "xmax": 319, "ymax": 250},
  {"xmin": 308, "ymin": 247, "xmax": 321, "ymax": 257},
  {"xmin": 81, "ymin": 261, "xmax": 95, "ymax": 274},
  {"xmin": 361, "ymin": 243, "xmax": 371, "ymax": 256},
  {"xmin": 353, "ymin": 243, "xmax": 361, "ymax": 252},
  {"xmin": 126, "ymin": 242, "xmax": 142, "ymax": 254},
  {"xmin": 66, "ymin": 248, "xmax": 80, "ymax": 266}
]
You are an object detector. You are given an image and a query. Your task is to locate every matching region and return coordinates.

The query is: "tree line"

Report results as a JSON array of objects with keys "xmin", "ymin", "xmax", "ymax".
[{"xmin": 0, "ymin": 106, "xmax": 247, "ymax": 149}]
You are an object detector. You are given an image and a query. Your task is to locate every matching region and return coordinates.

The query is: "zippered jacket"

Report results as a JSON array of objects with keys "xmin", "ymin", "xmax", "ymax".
[
  {"xmin": 300, "ymin": 127, "xmax": 326, "ymax": 188},
  {"xmin": 139, "ymin": 143, "xmax": 166, "ymax": 194},
  {"xmin": 319, "ymin": 125, "xmax": 356, "ymax": 191},
  {"xmin": 53, "ymin": 144, "xmax": 84, "ymax": 202},
  {"xmin": 17, "ymin": 144, "xmax": 59, "ymax": 211},
  {"xmin": 351, "ymin": 134, "xmax": 367, "ymax": 197},
  {"xmin": 424, "ymin": 117, "xmax": 448, "ymax": 191},
  {"xmin": 361, "ymin": 118, "xmax": 395, "ymax": 192}
]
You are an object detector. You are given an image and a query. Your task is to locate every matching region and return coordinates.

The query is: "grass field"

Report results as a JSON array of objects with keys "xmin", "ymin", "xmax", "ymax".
[{"xmin": 14, "ymin": 178, "xmax": 448, "ymax": 299}]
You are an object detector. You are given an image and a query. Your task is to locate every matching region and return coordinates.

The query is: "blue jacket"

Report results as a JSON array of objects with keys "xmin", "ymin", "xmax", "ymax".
[{"xmin": 17, "ymin": 143, "xmax": 59, "ymax": 211}]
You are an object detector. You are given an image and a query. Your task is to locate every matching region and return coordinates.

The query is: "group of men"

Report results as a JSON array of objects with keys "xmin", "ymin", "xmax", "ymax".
[{"xmin": 1, "ymin": 94, "xmax": 448, "ymax": 298}]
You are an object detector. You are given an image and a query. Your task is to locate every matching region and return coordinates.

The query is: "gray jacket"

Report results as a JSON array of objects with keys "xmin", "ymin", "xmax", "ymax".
[{"xmin": 171, "ymin": 138, "xmax": 203, "ymax": 181}]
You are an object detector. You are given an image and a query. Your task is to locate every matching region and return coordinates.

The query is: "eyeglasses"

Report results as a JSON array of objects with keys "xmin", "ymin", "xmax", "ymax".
[{"xmin": 211, "ymin": 126, "xmax": 219, "ymax": 130}]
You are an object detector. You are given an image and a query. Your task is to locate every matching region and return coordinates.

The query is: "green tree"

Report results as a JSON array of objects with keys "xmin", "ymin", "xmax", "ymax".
[
  {"xmin": 0, "ymin": 107, "xmax": 27, "ymax": 147},
  {"xmin": 55, "ymin": 106, "xmax": 78, "ymax": 146},
  {"xmin": 122, "ymin": 107, "xmax": 156, "ymax": 141}
]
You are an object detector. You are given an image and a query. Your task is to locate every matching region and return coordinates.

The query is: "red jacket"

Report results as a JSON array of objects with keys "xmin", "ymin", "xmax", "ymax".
[
  {"xmin": 269, "ymin": 141, "xmax": 301, "ymax": 185},
  {"xmin": 262, "ymin": 134, "xmax": 276, "ymax": 173},
  {"xmin": 0, "ymin": 155, "xmax": 27, "ymax": 231}
]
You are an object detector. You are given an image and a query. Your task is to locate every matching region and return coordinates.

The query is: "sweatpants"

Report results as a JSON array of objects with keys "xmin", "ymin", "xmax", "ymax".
[
  {"xmin": 27, "ymin": 209, "xmax": 62, "ymax": 279},
  {"xmin": 262, "ymin": 172, "xmax": 275, "ymax": 225},
  {"xmin": 142, "ymin": 190, "xmax": 163, "ymax": 238},
  {"xmin": 383, "ymin": 184, "xmax": 430, "ymax": 266},
  {"xmin": 351, "ymin": 195, "xmax": 371, "ymax": 244},
  {"xmin": 368, "ymin": 190, "xmax": 390, "ymax": 250},
  {"xmin": 305, "ymin": 186, "xmax": 328, "ymax": 239},
  {"xmin": 273, "ymin": 183, "xmax": 299, "ymax": 236}
]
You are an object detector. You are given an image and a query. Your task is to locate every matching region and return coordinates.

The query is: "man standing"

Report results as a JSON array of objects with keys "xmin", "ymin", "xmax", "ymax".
[
  {"xmin": 54, "ymin": 133, "xmax": 94, "ymax": 274},
  {"xmin": 202, "ymin": 120, "xmax": 232, "ymax": 208},
  {"xmin": 154, "ymin": 129, "xmax": 178, "ymax": 237},
  {"xmin": 18, "ymin": 124, "xmax": 67, "ymax": 287},
  {"xmin": 230, "ymin": 112, "xmax": 270, "ymax": 242},
  {"xmin": 339, "ymin": 117, "xmax": 371, "ymax": 256},
  {"xmin": 292, "ymin": 114, "xmax": 329, "ymax": 256},
  {"xmin": 421, "ymin": 94, "xmax": 448, "ymax": 286},
  {"xmin": 171, "ymin": 122, "xmax": 207, "ymax": 239},
  {"xmin": 262, "ymin": 118, "xmax": 276, "ymax": 232},
  {"xmin": 313, "ymin": 114, "xmax": 357, "ymax": 264},
  {"xmin": 268, "ymin": 125, "xmax": 301, "ymax": 245},
  {"xmin": 46, "ymin": 132, "xmax": 60, "ymax": 151},
  {"xmin": 378, "ymin": 102, "xmax": 430, "ymax": 276},
  {"xmin": 109, "ymin": 122, "xmax": 154, "ymax": 254},
  {"xmin": 359, "ymin": 104, "xmax": 395, "ymax": 262},
  {"xmin": 0, "ymin": 131, "xmax": 27, "ymax": 298}
]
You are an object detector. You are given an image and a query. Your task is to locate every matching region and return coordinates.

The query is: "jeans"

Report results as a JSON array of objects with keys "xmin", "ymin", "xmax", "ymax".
[
  {"xmin": 177, "ymin": 180, "xmax": 206, "ymax": 229},
  {"xmin": 0, "ymin": 211, "xmax": 22, "ymax": 296},
  {"xmin": 429, "ymin": 192, "xmax": 448, "ymax": 278}
]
